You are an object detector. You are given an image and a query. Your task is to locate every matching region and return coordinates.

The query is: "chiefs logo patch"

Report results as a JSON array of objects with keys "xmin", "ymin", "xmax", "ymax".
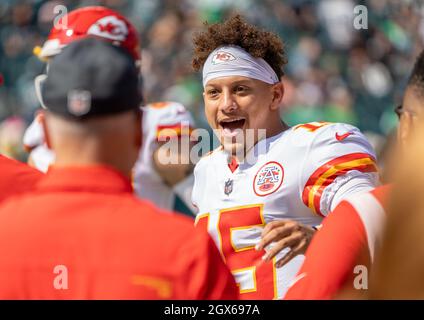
[
  {"xmin": 87, "ymin": 16, "xmax": 128, "ymax": 41},
  {"xmin": 212, "ymin": 51, "xmax": 236, "ymax": 64},
  {"xmin": 253, "ymin": 161, "xmax": 284, "ymax": 197}
]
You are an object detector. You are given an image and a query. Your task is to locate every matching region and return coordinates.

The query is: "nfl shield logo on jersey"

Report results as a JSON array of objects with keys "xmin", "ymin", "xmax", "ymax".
[
  {"xmin": 253, "ymin": 161, "xmax": 284, "ymax": 196},
  {"xmin": 224, "ymin": 178, "xmax": 233, "ymax": 196}
]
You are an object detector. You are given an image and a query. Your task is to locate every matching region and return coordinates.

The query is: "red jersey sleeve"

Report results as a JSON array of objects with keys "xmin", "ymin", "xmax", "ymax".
[{"xmin": 283, "ymin": 200, "xmax": 369, "ymax": 300}]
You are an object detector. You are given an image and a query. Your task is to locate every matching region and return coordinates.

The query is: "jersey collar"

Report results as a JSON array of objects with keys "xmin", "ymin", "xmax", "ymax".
[{"xmin": 37, "ymin": 165, "xmax": 133, "ymax": 194}]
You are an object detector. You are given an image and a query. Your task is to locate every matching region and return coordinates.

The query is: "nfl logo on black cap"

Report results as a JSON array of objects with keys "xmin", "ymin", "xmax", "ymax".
[
  {"xmin": 67, "ymin": 90, "xmax": 91, "ymax": 116},
  {"xmin": 224, "ymin": 178, "xmax": 233, "ymax": 196}
]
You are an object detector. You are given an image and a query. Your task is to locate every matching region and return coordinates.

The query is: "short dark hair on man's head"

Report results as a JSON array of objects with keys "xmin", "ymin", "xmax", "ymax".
[
  {"xmin": 192, "ymin": 14, "xmax": 287, "ymax": 79},
  {"xmin": 408, "ymin": 49, "xmax": 424, "ymax": 96}
]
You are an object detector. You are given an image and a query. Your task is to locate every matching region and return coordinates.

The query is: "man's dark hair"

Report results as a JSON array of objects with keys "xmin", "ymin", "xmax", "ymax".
[
  {"xmin": 192, "ymin": 14, "xmax": 287, "ymax": 79},
  {"xmin": 408, "ymin": 50, "xmax": 424, "ymax": 96}
]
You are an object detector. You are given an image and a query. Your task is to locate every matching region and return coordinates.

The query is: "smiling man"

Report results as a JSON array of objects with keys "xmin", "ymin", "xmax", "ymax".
[{"xmin": 191, "ymin": 15, "xmax": 379, "ymax": 299}]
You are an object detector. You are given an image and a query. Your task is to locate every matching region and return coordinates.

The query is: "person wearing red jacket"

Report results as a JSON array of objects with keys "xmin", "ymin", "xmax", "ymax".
[
  {"xmin": 0, "ymin": 155, "xmax": 42, "ymax": 202},
  {"xmin": 284, "ymin": 48, "xmax": 424, "ymax": 300},
  {"xmin": 0, "ymin": 38, "xmax": 238, "ymax": 300},
  {"xmin": 283, "ymin": 185, "xmax": 389, "ymax": 299}
]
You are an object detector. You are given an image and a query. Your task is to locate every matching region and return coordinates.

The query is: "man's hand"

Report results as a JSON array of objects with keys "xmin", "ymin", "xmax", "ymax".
[{"xmin": 255, "ymin": 220, "xmax": 316, "ymax": 268}]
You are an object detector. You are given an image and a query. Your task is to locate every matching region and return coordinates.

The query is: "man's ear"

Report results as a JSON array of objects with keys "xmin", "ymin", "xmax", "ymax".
[
  {"xmin": 270, "ymin": 82, "xmax": 284, "ymax": 111},
  {"xmin": 397, "ymin": 114, "xmax": 411, "ymax": 150},
  {"xmin": 39, "ymin": 111, "xmax": 52, "ymax": 149}
]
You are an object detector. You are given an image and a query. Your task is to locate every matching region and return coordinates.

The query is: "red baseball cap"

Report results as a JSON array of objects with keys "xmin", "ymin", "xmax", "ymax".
[{"xmin": 34, "ymin": 6, "xmax": 141, "ymax": 62}]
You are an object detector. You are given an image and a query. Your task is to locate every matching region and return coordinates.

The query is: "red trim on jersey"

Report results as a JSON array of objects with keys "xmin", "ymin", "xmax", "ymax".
[
  {"xmin": 228, "ymin": 157, "xmax": 239, "ymax": 173},
  {"xmin": 156, "ymin": 124, "xmax": 193, "ymax": 140},
  {"xmin": 302, "ymin": 153, "xmax": 378, "ymax": 217},
  {"xmin": 149, "ymin": 102, "xmax": 169, "ymax": 109},
  {"xmin": 293, "ymin": 122, "xmax": 329, "ymax": 132}
]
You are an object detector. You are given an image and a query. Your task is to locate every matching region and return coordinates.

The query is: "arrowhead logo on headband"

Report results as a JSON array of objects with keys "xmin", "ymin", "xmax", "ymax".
[
  {"xmin": 203, "ymin": 45, "xmax": 279, "ymax": 87},
  {"xmin": 212, "ymin": 51, "xmax": 236, "ymax": 64}
]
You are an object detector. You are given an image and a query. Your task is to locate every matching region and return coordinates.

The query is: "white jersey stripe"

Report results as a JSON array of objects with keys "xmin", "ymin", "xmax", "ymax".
[{"xmin": 346, "ymin": 192, "xmax": 386, "ymax": 262}]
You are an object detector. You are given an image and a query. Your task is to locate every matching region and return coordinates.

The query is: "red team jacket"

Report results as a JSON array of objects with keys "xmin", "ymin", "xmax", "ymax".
[
  {"xmin": 284, "ymin": 185, "xmax": 389, "ymax": 299},
  {"xmin": 0, "ymin": 165, "xmax": 238, "ymax": 299},
  {"xmin": 0, "ymin": 155, "xmax": 42, "ymax": 202}
]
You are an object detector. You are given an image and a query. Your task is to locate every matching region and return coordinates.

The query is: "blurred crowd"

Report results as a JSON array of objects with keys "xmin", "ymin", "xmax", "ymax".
[{"xmin": 0, "ymin": 0, "xmax": 423, "ymax": 160}]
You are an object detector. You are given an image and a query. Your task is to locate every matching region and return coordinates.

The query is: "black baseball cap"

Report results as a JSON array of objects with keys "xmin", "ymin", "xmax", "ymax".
[{"xmin": 41, "ymin": 37, "xmax": 143, "ymax": 119}]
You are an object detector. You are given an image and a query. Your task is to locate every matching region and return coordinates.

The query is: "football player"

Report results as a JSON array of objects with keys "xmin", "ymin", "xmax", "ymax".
[{"xmin": 191, "ymin": 15, "xmax": 379, "ymax": 299}]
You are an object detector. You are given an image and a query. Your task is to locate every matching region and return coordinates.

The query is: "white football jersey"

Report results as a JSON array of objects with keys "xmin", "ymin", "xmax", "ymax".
[
  {"xmin": 192, "ymin": 122, "xmax": 379, "ymax": 299},
  {"xmin": 132, "ymin": 101, "xmax": 195, "ymax": 211},
  {"xmin": 23, "ymin": 114, "xmax": 44, "ymax": 150},
  {"xmin": 23, "ymin": 114, "xmax": 55, "ymax": 173}
]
